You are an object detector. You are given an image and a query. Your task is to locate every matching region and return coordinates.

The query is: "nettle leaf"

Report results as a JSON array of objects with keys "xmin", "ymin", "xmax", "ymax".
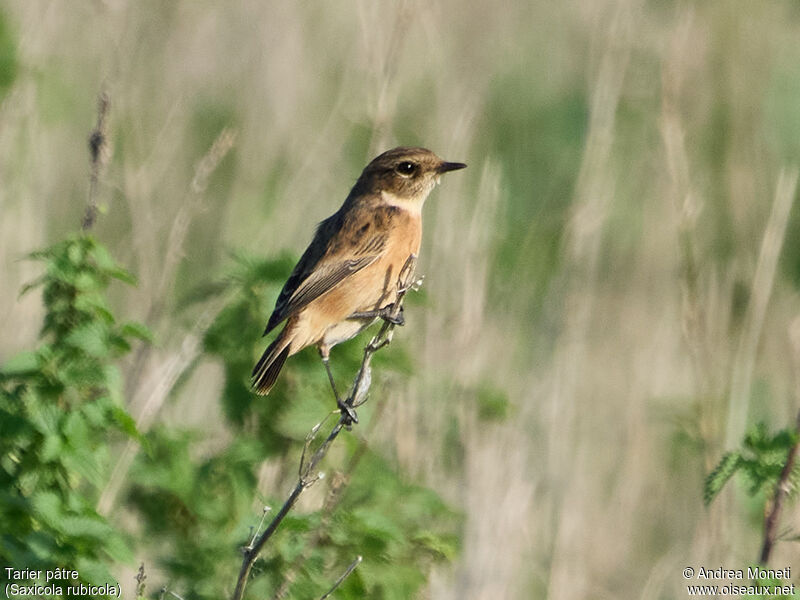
[
  {"xmin": 109, "ymin": 403, "xmax": 142, "ymax": 441},
  {"xmin": 73, "ymin": 270, "xmax": 102, "ymax": 292},
  {"xmin": 706, "ymin": 422, "xmax": 800, "ymax": 505},
  {"xmin": 120, "ymin": 321, "xmax": 154, "ymax": 343},
  {"xmin": 60, "ymin": 514, "xmax": 113, "ymax": 540},
  {"xmin": 31, "ymin": 491, "xmax": 63, "ymax": 530},
  {"xmin": 62, "ymin": 410, "xmax": 90, "ymax": 448},
  {"xmin": 704, "ymin": 452, "xmax": 743, "ymax": 505},
  {"xmin": 73, "ymin": 294, "xmax": 116, "ymax": 324},
  {"xmin": 65, "ymin": 322, "xmax": 110, "ymax": 357},
  {"xmin": 4, "ymin": 234, "xmax": 145, "ymax": 584},
  {"xmin": 38, "ymin": 434, "xmax": 63, "ymax": 463},
  {"xmin": 74, "ymin": 556, "xmax": 114, "ymax": 587},
  {"xmin": 26, "ymin": 399, "xmax": 61, "ymax": 436},
  {"xmin": 412, "ymin": 531, "xmax": 460, "ymax": 561},
  {"xmin": 18, "ymin": 275, "xmax": 46, "ymax": 298},
  {"xmin": 0, "ymin": 351, "xmax": 40, "ymax": 377}
]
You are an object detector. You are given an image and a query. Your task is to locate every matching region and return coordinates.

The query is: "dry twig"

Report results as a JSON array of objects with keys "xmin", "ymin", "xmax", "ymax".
[
  {"xmin": 82, "ymin": 91, "xmax": 110, "ymax": 231},
  {"xmin": 231, "ymin": 254, "xmax": 420, "ymax": 600},
  {"xmin": 760, "ymin": 319, "xmax": 800, "ymax": 564},
  {"xmin": 759, "ymin": 410, "xmax": 800, "ymax": 565},
  {"xmin": 319, "ymin": 556, "xmax": 362, "ymax": 600}
]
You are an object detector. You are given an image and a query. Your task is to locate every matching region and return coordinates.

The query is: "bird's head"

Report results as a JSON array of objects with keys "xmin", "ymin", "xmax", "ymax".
[{"xmin": 356, "ymin": 147, "xmax": 466, "ymax": 210}]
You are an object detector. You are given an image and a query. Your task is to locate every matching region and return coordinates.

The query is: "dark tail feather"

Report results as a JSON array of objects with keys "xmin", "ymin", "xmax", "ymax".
[{"xmin": 252, "ymin": 338, "xmax": 291, "ymax": 395}]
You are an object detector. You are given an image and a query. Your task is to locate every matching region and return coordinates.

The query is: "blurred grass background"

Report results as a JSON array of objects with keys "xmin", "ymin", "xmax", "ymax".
[{"xmin": 2, "ymin": 0, "xmax": 800, "ymax": 597}]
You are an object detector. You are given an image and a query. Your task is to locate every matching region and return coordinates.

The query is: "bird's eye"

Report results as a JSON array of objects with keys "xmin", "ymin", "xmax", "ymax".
[{"xmin": 395, "ymin": 161, "xmax": 417, "ymax": 176}]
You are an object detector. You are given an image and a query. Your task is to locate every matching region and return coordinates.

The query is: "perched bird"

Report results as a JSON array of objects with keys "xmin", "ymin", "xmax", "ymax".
[{"xmin": 252, "ymin": 146, "xmax": 466, "ymax": 416}]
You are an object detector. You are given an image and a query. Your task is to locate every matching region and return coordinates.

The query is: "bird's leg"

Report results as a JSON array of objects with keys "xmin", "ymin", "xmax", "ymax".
[
  {"xmin": 319, "ymin": 348, "xmax": 358, "ymax": 425},
  {"xmin": 348, "ymin": 304, "xmax": 405, "ymax": 326}
]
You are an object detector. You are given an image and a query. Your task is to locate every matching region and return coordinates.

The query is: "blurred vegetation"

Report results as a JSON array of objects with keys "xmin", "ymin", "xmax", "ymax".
[
  {"xmin": 1, "ymin": 237, "xmax": 460, "ymax": 599},
  {"xmin": 2, "ymin": 1, "xmax": 800, "ymax": 598},
  {"xmin": 705, "ymin": 422, "xmax": 799, "ymax": 506}
]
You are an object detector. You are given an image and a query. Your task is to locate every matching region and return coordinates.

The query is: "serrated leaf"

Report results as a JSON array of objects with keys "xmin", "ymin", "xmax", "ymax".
[
  {"xmin": 704, "ymin": 452, "xmax": 743, "ymax": 505},
  {"xmin": 39, "ymin": 433, "xmax": 63, "ymax": 462},
  {"xmin": 0, "ymin": 351, "xmax": 40, "ymax": 376},
  {"xmin": 412, "ymin": 531, "xmax": 459, "ymax": 561},
  {"xmin": 102, "ymin": 530, "xmax": 134, "ymax": 563},
  {"xmin": 31, "ymin": 491, "xmax": 63, "ymax": 529},
  {"xmin": 62, "ymin": 410, "xmax": 90, "ymax": 447},
  {"xmin": 18, "ymin": 275, "xmax": 45, "ymax": 297},
  {"xmin": 73, "ymin": 294, "xmax": 115, "ymax": 323},
  {"xmin": 65, "ymin": 322, "xmax": 109, "ymax": 357},
  {"xmin": 60, "ymin": 514, "xmax": 114, "ymax": 539},
  {"xmin": 74, "ymin": 556, "xmax": 115, "ymax": 586},
  {"xmin": 110, "ymin": 404, "xmax": 142, "ymax": 441},
  {"xmin": 120, "ymin": 321, "xmax": 154, "ymax": 343},
  {"xmin": 107, "ymin": 266, "xmax": 137, "ymax": 285},
  {"xmin": 87, "ymin": 239, "xmax": 117, "ymax": 271},
  {"xmin": 74, "ymin": 271, "xmax": 101, "ymax": 292}
]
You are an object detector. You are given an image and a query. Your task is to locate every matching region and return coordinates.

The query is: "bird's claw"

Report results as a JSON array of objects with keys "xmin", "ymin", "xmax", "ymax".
[
  {"xmin": 379, "ymin": 304, "xmax": 405, "ymax": 326},
  {"xmin": 337, "ymin": 398, "xmax": 359, "ymax": 426}
]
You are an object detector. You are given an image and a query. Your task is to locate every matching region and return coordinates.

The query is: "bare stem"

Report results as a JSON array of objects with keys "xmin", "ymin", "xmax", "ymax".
[
  {"xmin": 82, "ymin": 91, "xmax": 110, "ymax": 232},
  {"xmin": 231, "ymin": 255, "xmax": 419, "ymax": 600},
  {"xmin": 759, "ymin": 409, "xmax": 800, "ymax": 565},
  {"xmin": 319, "ymin": 556, "xmax": 363, "ymax": 600}
]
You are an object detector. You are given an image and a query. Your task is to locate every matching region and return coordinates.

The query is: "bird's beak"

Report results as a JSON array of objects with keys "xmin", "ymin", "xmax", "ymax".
[{"xmin": 437, "ymin": 161, "xmax": 467, "ymax": 173}]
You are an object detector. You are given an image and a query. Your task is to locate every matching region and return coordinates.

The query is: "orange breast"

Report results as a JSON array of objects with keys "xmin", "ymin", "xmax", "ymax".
[{"xmin": 300, "ymin": 211, "xmax": 421, "ymax": 347}]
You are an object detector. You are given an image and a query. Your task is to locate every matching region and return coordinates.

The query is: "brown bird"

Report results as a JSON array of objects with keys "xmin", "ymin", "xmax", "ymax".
[{"xmin": 252, "ymin": 146, "xmax": 466, "ymax": 417}]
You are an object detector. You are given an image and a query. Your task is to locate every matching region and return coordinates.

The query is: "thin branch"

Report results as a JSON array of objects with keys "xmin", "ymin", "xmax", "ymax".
[
  {"xmin": 135, "ymin": 563, "xmax": 147, "ymax": 598},
  {"xmin": 271, "ymin": 392, "xmax": 390, "ymax": 600},
  {"xmin": 759, "ymin": 409, "xmax": 800, "ymax": 565},
  {"xmin": 319, "ymin": 556, "xmax": 362, "ymax": 600},
  {"xmin": 159, "ymin": 587, "xmax": 186, "ymax": 600},
  {"xmin": 82, "ymin": 91, "xmax": 110, "ymax": 231},
  {"xmin": 231, "ymin": 255, "xmax": 419, "ymax": 600}
]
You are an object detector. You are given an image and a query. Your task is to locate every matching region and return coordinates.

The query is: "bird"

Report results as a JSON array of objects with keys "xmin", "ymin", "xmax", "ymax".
[{"xmin": 252, "ymin": 146, "xmax": 466, "ymax": 419}]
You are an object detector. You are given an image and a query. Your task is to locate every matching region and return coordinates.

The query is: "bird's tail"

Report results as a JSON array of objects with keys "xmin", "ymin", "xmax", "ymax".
[{"xmin": 252, "ymin": 332, "xmax": 291, "ymax": 395}]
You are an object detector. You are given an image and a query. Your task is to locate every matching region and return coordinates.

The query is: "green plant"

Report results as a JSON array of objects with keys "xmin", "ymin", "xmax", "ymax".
[
  {"xmin": 706, "ymin": 416, "xmax": 800, "ymax": 590},
  {"xmin": 704, "ymin": 422, "xmax": 799, "ymax": 506},
  {"xmin": 127, "ymin": 253, "xmax": 461, "ymax": 599},
  {"xmin": 0, "ymin": 235, "xmax": 149, "ymax": 595}
]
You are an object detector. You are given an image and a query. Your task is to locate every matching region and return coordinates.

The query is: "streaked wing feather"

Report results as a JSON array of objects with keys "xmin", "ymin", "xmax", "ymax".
[
  {"xmin": 282, "ymin": 253, "xmax": 380, "ymax": 317},
  {"xmin": 264, "ymin": 215, "xmax": 387, "ymax": 333}
]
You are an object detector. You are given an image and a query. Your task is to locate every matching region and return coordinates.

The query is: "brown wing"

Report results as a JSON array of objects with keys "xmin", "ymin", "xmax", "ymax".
[{"xmin": 263, "ymin": 210, "xmax": 387, "ymax": 334}]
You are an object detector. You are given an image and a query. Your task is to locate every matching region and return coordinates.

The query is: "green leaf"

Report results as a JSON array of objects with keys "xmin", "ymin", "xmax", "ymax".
[
  {"xmin": 0, "ymin": 351, "xmax": 40, "ymax": 376},
  {"xmin": 120, "ymin": 321, "xmax": 154, "ymax": 343},
  {"xmin": 31, "ymin": 491, "xmax": 63, "ymax": 529},
  {"xmin": 107, "ymin": 266, "xmax": 137, "ymax": 285},
  {"xmin": 704, "ymin": 452, "xmax": 743, "ymax": 505},
  {"xmin": 110, "ymin": 403, "xmax": 142, "ymax": 441},
  {"xmin": 412, "ymin": 531, "xmax": 459, "ymax": 561},
  {"xmin": 39, "ymin": 433, "xmax": 63, "ymax": 462},
  {"xmin": 65, "ymin": 322, "xmax": 109, "ymax": 357},
  {"xmin": 18, "ymin": 275, "xmax": 45, "ymax": 297},
  {"xmin": 74, "ymin": 556, "xmax": 115, "ymax": 587},
  {"xmin": 60, "ymin": 514, "xmax": 114, "ymax": 539},
  {"xmin": 62, "ymin": 410, "xmax": 90, "ymax": 447}
]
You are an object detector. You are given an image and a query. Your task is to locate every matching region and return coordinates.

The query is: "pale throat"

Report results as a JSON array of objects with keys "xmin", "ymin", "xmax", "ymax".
[{"xmin": 379, "ymin": 189, "xmax": 428, "ymax": 214}]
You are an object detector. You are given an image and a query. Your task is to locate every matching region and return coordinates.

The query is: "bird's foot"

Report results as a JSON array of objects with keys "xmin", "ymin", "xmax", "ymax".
[
  {"xmin": 378, "ymin": 303, "xmax": 404, "ymax": 326},
  {"xmin": 348, "ymin": 305, "xmax": 405, "ymax": 326},
  {"xmin": 337, "ymin": 397, "xmax": 359, "ymax": 426}
]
